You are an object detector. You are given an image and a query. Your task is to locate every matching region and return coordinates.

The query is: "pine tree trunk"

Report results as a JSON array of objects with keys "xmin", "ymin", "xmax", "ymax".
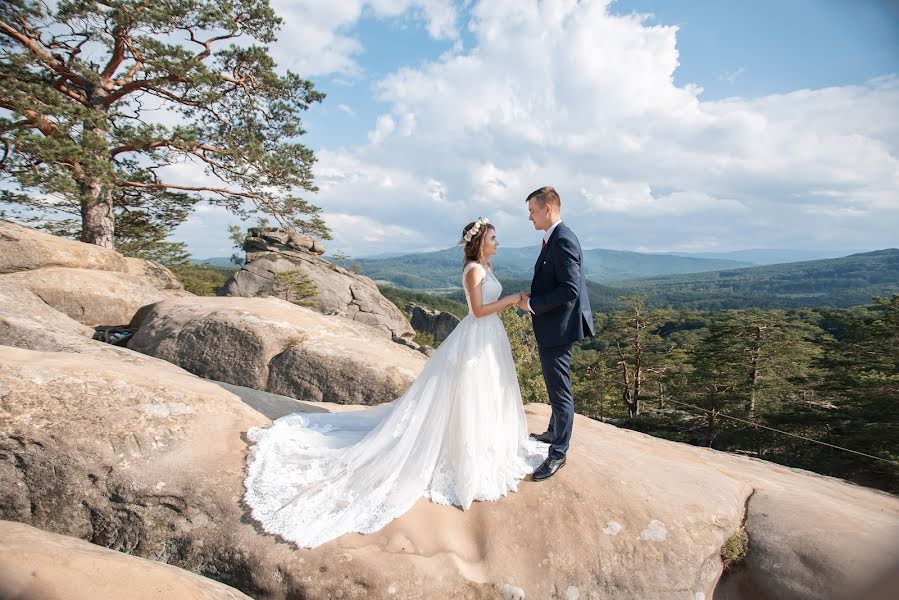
[
  {"xmin": 80, "ymin": 182, "xmax": 115, "ymax": 248},
  {"xmin": 633, "ymin": 312, "xmax": 642, "ymax": 416},
  {"xmin": 749, "ymin": 340, "xmax": 761, "ymax": 419},
  {"xmin": 78, "ymin": 108, "xmax": 115, "ymax": 248}
]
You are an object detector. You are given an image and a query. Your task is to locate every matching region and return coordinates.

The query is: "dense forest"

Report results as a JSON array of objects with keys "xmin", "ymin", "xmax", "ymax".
[{"xmin": 481, "ymin": 249, "xmax": 899, "ymax": 312}]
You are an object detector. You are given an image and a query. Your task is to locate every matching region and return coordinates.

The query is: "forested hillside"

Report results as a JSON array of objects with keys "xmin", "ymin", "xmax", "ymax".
[
  {"xmin": 355, "ymin": 246, "xmax": 750, "ymax": 288},
  {"xmin": 381, "ymin": 285, "xmax": 899, "ymax": 493}
]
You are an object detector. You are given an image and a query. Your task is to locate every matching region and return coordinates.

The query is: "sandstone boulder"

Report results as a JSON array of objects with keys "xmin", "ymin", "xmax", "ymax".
[
  {"xmin": 0, "ymin": 520, "xmax": 252, "ymax": 600},
  {"xmin": 0, "ymin": 219, "xmax": 127, "ymax": 274},
  {"xmin": 0, "ymin": 266, "xmax": 166, "ymax": 326},
  {"xmin": 0, "ymin": 277, "xmax": 154, "ymax": 360},
  {"xmin": 406, "ymin": 302, "xmax": 461, "ymax": 344},
  {"xmin": 0, "ymin": 278, "xmax": 95, "ymax": 352},
  {"xmin": 2, "ymin": 346, "xmax": 896, "ymax": 600},
  {"xmin": 124, "ymin": 256, "xmax": 186, "ymax": 291},
  {"xmin": 220, "ymin": 228, "xmax": 413, "ymax": 340},
  {"xmin": 128, "ymin": 296, "xmax": 427, "ymax": 405}
]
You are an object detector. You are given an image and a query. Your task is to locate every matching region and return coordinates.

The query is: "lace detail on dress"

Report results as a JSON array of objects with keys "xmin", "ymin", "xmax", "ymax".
[{"xmin": 463, "ymin": 262, "xmax": 502, "ymax": 316}]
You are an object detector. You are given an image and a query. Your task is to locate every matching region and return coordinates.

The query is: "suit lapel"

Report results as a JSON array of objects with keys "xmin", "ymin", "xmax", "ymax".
[{"xmin": 534, "ymin": 222, "xmax": 564, "ymax": 271}]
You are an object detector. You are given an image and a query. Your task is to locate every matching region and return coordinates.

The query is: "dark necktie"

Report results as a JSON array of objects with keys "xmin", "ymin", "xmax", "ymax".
[{"xmin": 541, "ymin": 239, "xmax": 546, "ymax": 251}]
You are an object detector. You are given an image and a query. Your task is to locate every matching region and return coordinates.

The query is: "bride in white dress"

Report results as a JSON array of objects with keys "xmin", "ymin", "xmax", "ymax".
[{"xmin": 243, "ymin": 217, "xmax": 547, "ymax": 548}]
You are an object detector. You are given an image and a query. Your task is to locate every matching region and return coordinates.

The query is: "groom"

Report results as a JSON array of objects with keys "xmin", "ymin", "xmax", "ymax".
[{"xmin": 518, "ymin": 186, "xmax": 595, "ymax": 481}]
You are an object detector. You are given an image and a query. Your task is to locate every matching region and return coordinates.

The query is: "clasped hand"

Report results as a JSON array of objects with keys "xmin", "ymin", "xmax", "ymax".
[{"xmin": 509, "ymin": 290, "xmax": 530, "ymax": 311}]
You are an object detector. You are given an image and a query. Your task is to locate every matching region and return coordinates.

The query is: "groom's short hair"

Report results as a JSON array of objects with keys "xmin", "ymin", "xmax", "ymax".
[{"xmin": 526, "ymin": 186, "xmax": 561, "ymax": 209}]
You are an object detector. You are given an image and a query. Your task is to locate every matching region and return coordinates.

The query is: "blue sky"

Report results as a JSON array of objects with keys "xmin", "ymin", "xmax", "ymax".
[{"xmin": 165, "ymin": 0, "xmax": 898, "ymax": 259}]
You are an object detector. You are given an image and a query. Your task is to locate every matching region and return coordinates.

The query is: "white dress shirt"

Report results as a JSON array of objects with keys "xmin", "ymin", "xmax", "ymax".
[{"xmin": 527, "ymin": 220, "xmax": 562, "ymax": 314}]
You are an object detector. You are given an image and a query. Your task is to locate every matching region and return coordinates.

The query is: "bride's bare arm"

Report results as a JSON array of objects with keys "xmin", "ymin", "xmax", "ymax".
[{"xmin": 465, "ymin": 268, "xmax": 521, "ymax": 318}]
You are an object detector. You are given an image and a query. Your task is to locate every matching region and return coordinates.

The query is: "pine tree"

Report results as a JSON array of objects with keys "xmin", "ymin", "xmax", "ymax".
[{"xmin": 1, "ymin": 0, "xmax": 328, "ymax": 249}]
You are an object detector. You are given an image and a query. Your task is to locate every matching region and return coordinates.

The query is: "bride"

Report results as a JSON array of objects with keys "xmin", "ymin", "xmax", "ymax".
[{"xmin": 243, "ymin": 217, "xmax": 547, "ymax": 548}]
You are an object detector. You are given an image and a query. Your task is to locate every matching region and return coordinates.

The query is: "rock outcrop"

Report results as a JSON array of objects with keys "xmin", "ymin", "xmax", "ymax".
[
  {"xmin": 1, "ymin": 345, "xmax": 897, "ymax": 600},
  {"xmin": 0, "ymin": 520, "xmax": 252, "ymax": 600},
  {"xmin": 2, "ymin": 219, "xmax": 898, "ymax": 600},
  {"xmin": 0, "ymin": 220, "xmax": 127, "ymax": 274},
  {"xmin": 124, "ymin": 256, "xmax": 186, "ymax": 292},
  {"xmin": 219, "ymin": 227, "xmax": 414, "ymax": 340},
  {"xmin": 2, "ymin": 267, "xmax": 166, "ymax": 326},
  {"xmin": 127, "ymin": 296, "xmax": 427, "ymax": 405},
  {"xmin": 0, "ymin": 220, "xmax": 187, "ymax": 326},
  {"xmin": 406, "ymin": 302, "xmax": 461, "ymax": 344}
]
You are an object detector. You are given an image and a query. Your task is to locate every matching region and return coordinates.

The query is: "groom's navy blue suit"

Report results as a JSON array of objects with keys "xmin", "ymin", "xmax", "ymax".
[{"xmin": 529, "ymin": 222, "xmax": 595, "ymax": 460}]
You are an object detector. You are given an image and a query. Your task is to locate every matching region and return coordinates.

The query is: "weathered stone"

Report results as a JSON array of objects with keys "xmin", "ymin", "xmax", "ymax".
[
  {"xmin": 0, "ymin": 278, "xmax": 95, "ymax": 352},
  {"xmin": 0, "ymin": 266, "xmax": 165, "ymax": 326},
  {"xmin": 127, "ymin": 296, "xmax": 426, "ymax": 405},
  {"xmin": 0, "ymin": 520, "xmax": 253, "ymax": 600},
  {"xmin": 123, "ymin": 257, "xmax": 186, "ymax": 291},
  {"xmin": 221, "ymin": 228, "xmax": 413, "ymax": 341},
  {"xmin": 1, "ymin": 347, "xmax": 896, "ymax": 600},
  {"xmin": 0, "ymin": 219, "xmax": 127, "ymax": 274},
  {"xmin": 392, "ymin": 334, "xmax": 434, "ymax": 357},
  {"xmin": 406, "ymin": 302, "xmax": 461, "ymax": 344}
]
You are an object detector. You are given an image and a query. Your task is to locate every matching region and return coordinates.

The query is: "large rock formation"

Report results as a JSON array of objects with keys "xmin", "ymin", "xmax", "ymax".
[
  {"xmin": 0, "ymin": 520, "xmax": 252, "ymax": 600},
  {"xmin": 124, "ymin": 256, "xmax": 187, "ymax": 292},
  {"xmin": 2, "ymin": 267, "xmax": 166, "ymax": 326},
  {"xmin": 0, "ymin": 220, "xmax": 187, "ymax": 326},
  {"xmin": 128, "ymin": 296, "xmax": 427, "ymax": 405},
  {"xmin": 2, "ymin": 218, "xmax": 898, "ymax": 599},
  {"xmin": 406, "ymin": 302, "xmax": 461, "ymax": 344},
  {"xmin": 219, "ymin": 227, "xmax": 414, "ymax": 340},
  {"xmin": 0, "ymin": 219, "xmax": 127, "ymax": 274},
  {"xmin": 1, "ymin": 345, "xmax": 897, "ymax": 600}
]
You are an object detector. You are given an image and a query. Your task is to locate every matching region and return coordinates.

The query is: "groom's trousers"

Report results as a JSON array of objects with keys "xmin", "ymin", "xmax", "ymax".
[{"xmin": 538, "ymin": 342, "xmax": 575, "ymax": 460}]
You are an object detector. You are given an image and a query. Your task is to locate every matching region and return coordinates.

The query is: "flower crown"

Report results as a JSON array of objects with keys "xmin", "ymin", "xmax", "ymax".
[{"xmin": 459, "ymin": 216, "xmax": 490, "ymax": 246}]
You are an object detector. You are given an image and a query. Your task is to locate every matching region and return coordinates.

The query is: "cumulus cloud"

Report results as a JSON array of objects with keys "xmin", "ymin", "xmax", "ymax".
[
  {"xmin": 269, "ymin": 0, "xmax": 459, "ymax": 78},
  {"xmin": 302, "ymin": 0, "xmax": 898, "ymax": 256},
  {"xmin": 170, "ymin": 0, "xmax": 897, "ymax": 258}
]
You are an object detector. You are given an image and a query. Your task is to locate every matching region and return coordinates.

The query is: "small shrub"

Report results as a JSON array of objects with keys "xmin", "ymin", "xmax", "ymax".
[{"xmin": 720, "ymin": 528, "xmax": 749, "ymax": 571}]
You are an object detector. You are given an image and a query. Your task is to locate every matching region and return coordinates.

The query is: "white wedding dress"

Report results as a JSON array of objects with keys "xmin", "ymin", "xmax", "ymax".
[{"xmin": 243, "ymin": 262, "xmax": 547, "ymax": 548}]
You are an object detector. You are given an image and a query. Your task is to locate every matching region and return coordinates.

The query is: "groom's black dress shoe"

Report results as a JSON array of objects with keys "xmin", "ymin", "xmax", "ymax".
[
  {"xmin": 529, "ymin": 431, "xmax": 553, "ymax": 443},
  {"xmin": 532, "ymin": 456, "xmax": 566, "ymax": 481}
]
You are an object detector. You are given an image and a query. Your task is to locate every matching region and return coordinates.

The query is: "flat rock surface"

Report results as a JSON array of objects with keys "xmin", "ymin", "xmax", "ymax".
[
  {"xmin": 2, "ymin": 345, "xmax": 896, "ymax": 599},
  {"xmin": 0, "ymin": 520, "xmax": 252, "ymax": 600},
  {"xmin": 0, "ymin": 220, "xmax": 126, "ymax": 274},
  {"xmin": 1, "ymin": 266, "xmax": 165, "ymax": 326}
]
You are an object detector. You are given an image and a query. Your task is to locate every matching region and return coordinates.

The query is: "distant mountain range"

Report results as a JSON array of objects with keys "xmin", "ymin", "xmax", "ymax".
[
  {"xmin": 473, "ymin": 249, "xmax": 899, "ymax": 312},
  {"xmin": 661, "ymin": 249, "xmax": 862, "ymax": 265},
  {"xmin": 349, "ymin": 246, "xmax": 882, "ymax": 290},
  {"xmin": 190, "ymin": 256, "xmax": 240, "ymax": 268},
  {"xmin": 190, "ymin": 248, "xmax": 899, "ymax": 311},
  {"xmin": 351, "ymin": 246, "xmax": 755, "ymax": 289},
  {"xmin": 193, "ymin": 246, "xmax": 882, "ymax": 292}
]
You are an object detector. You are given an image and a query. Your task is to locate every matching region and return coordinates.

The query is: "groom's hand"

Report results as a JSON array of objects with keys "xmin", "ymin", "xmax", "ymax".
[{"xmin": 517, "ymin": 292, "xmax": 531, "ymax": 312}]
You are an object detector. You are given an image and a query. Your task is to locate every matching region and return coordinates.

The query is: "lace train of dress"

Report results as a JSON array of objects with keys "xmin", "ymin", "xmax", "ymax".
[{"xmin": 243, "ymin": 262, "xmax": 547, "ymax": 548}]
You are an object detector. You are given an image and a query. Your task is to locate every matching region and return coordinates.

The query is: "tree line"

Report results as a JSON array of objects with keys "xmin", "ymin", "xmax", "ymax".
[{"xmin": 499, "ymin": 295, "xmax": 899, "ymax": 493}]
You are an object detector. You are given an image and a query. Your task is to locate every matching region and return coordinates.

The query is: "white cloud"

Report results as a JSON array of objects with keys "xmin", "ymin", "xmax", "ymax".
[
  {"xmin": 719, "ymin": 67, "xmax": 745, "ymax": 84},
  {"xmin": 269, "ymin": 0, "xmax": 459, "ymax": 77},
  {"xmin": 324, "ymin": 212, "xmax": 429, "ymax": 249},
  {"xmin": 302, "ymin": 0, "xmax": 898, "ymax": 255},
  {"xmin": 368, "ymin": 114, "xmax": 397, "ymax": 144},
  {"xmin": 163, "ymin": 0, "xmax": 897, "ymax": 258},
  {"xmin": 337, "ymin": 104, "xmax": 356, "ymax": 116}
]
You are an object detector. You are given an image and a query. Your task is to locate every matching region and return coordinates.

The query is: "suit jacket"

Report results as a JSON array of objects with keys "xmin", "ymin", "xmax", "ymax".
[{"xmin": 529, "ymin": 222, "xmax": 595, "ymax": 348}]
